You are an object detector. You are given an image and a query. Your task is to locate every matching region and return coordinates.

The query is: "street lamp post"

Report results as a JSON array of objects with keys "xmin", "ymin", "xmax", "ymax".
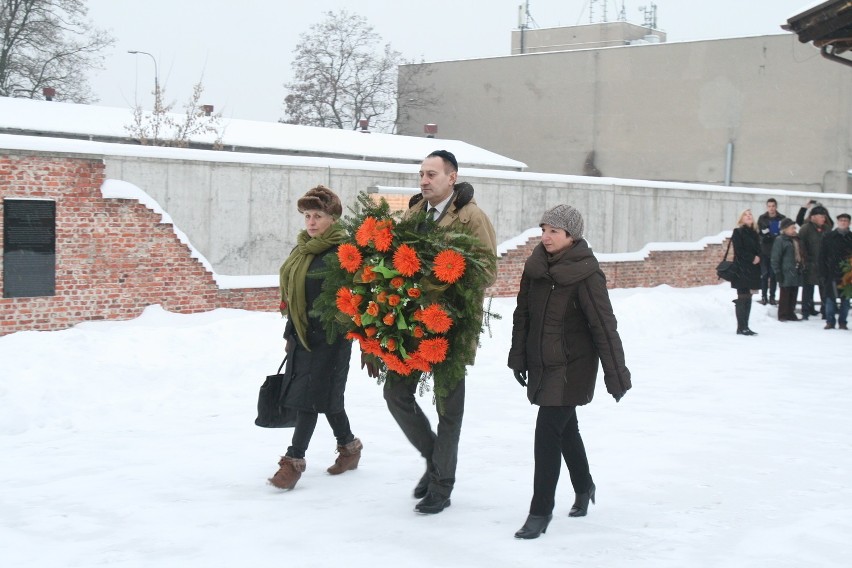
[{"xmin": 127, "ymin": 50, "xmax": 160, "ymax": 100}]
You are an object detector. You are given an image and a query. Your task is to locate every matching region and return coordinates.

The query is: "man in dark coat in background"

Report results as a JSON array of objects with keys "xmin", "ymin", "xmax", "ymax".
[
  {"xmin": 819, "ymin": 213, "xmax": 852, "ymax": 330},
  {"xmin": 798, "ymin": 205, "xmax": 830, "ymax": 319}
]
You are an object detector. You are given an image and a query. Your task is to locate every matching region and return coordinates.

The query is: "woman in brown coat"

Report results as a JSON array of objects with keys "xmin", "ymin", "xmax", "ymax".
[{"xmin": 508, "ymin": 204, "xmax": 631, "ymax": 539}]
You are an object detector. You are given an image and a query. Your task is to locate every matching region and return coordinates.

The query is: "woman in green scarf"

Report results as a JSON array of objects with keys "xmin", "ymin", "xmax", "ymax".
[{"xmin": 269, "ymin": 185, "xmax": 363, "ymax": 491}]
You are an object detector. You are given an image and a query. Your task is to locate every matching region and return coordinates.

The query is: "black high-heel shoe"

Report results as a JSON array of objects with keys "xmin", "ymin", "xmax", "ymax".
[
  {"xmin": 514, "ymin": 514, "xmax": 552, "ymax": 539},
  {"xmin": 569, "ymin": 482, "xmax": 596, "ymax": 517}
]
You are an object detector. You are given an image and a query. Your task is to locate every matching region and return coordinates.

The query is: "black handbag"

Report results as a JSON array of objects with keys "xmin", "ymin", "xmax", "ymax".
[
  {"xmin": 255, "ymin": 354, "xmax": 297, "ymax": 428},
  {"xmin": 716, "ymin": 239, "xmax": 739, "ymax": 282}
]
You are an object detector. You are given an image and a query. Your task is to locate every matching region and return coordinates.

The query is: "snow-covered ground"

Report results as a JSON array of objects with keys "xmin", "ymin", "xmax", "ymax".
[{"xmin": 2, "ymin": 284, "xmax": 850, "ymax": 567}]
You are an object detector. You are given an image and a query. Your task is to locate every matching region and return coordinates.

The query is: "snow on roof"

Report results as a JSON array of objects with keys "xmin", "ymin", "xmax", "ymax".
[{"xmin": 0, "ymin": 97, "xmax": 526, "ymax": 171}]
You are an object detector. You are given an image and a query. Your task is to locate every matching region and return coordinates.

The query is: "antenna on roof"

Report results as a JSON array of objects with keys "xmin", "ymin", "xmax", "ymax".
[
  {"xmin": 517, "ymin": 1, "xmax": 539, "ymax": 54},
  {"xmin": 585, "ymin": 0, "xmax": 622, "ymax": 24},
  {"xmin": 617, "ymin": 1, "xmax": 627, "ymax": 22},
  {"xmin": 638, "ymin": 2, "xmax": 658, "ymax": 29}
]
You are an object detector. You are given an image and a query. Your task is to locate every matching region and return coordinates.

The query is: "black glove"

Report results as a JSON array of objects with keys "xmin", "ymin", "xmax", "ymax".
[
  {"xmin": 612, "ymin": 391, "xmax": 625, "ymax": 403},
  {"xmin": 361, "ymin": 353, "xmax": 380, "ymax": 378},
  {"xmin": 513, "ymin": 369, "xmax": 527, "ymax": 387}
]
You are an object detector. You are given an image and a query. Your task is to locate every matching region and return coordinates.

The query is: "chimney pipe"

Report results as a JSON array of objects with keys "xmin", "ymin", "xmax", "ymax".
[
  {"xmin": 202, "ymin": 104, "xmax": 214, "ymax": 116},
  {"xmin": 424, "ymin": 123, "xmax": 437, "ymax": 138},
  {"xmin": 359, "ymin": 118, "xmax": 369, "ymax": 132},
  {"xmin": 43, "ymin": 87, "xmax": 56, "ymax": 101}
]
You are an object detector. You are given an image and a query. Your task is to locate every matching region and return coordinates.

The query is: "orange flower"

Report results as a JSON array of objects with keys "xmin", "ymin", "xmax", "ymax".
[
  {"xmin": 337, "ymin": 243, "xmax": 363, "ymax": 273},
  {"xmin": 361, "ymin": 265, "xmax": 377, "ymax": 283},
  {"xmin": 365, "ymin": 326, "xmax": 378, "ymax": 337},
  {"xmin": 406, "ymin": 351, "xmax": 432, "ymax": 373},
  {"xmin": 433, "ymin": 249, "xmax": 466, "ymax": 283},
  {"xmin": 361, "ymin": 337, "xmax": 383, "ymax": 356},
  {"xmin": 373, "ymin": 220, "xmax": 394, "ymax": 252},
  {"xmin": 390, "ymin": 277, "xmax": 405, "ymax": 289},
  {"xmin": 383, "ymin": 312, "xmax": 396, "ymax": 326},
  {"xmin": 407, "ymin": 287, "xmax": 421, "ymax": 299},
  {"xmin": 366, "ymin": 302, "xmax": 379, "ymax": 317},
  {"xmin": 381, "ymin": 353, "xmax": 411, "ymax": 375},
  {"xmin": 345, "ymin": 331, "xmax": 364, "ymax": 342},
  {"xmin": 336, "ymin": 287, "xmax": 358, "ymax": 316},
  {"xmin": 356, "ymin": 217, "xmax": 378, "ymax": 247},
  {"xmin": 385, "ymin": 337, "xmax": 397, "ymax": 351},
  {"xmin": 376, "ymin": 290, "xmax": 388, "ymax": 304},
  {"xmin": 353, "ymin": 314, "xmax": 362, "ymax": 327},
  {"xmin": 418, "ymin": 337, "xmax": 449, "ymax": 363},
  {"xmin": 388, "ymin": 294, "xmax": 401, "ymax": 307},
  {"xmin": 393, "ymin": 244, "xmax": 421, "ymax": 277},
  {"xmin": 412, "ymin": 325, "xmax": 424, "ymax": 338},
  {"xmin": 415, "ymin": 304, "xmax": 453, "ymax": 334}
]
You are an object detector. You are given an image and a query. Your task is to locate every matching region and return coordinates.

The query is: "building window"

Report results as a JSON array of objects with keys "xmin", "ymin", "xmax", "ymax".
[{"xmin": 3, "ymin": 199, "xmax": 56, "ymax": 298}]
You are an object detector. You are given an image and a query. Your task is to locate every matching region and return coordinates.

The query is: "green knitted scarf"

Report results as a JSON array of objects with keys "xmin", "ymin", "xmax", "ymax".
[{"xmin": 279, "ymin": 223, "xmax": 347, "ymax": 350}]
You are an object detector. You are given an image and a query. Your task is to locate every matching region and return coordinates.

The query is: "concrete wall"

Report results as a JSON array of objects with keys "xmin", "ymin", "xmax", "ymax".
[
  {"xmin": 102, "ymin": 153, "xmax": 852, "ymax": 276},
  {"xmin": 1, "ymin": 150, "xmax": 748, "ymax": 337},
  {"xmin": 399, "ymin": 34, "xmax": 852, "ymax": 194},
  {"xmin": 511, "ymin": 22, "xmax": 666, "ymax": 54}
]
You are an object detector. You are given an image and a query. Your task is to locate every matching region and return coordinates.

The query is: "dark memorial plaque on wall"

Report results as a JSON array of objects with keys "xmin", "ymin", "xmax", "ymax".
[{"xmin": 3, "ymin": 200, "xmax": 56, "ymax": 298}]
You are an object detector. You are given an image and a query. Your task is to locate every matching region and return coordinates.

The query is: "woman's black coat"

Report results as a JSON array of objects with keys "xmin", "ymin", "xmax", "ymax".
[
  {"xmin": 730, "ymin": 226, "xmax": 761, "ymax": 290},
  {"xmin": 507, "ymin": 241, "xmax": 631, "ymax": 407},
  {"xmin": 283, "ymin": 249, "xmax": 351, "ymax": 414}
]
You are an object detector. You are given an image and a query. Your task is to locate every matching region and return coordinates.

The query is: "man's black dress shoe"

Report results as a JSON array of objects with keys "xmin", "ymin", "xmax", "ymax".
[
  {"xmin": 413, "ymin": 471, "xmax": 430, "ymax": 499},
  {"xmin": 415, "ymin": 492, "xmax": 451, "ymax": 514},
  {"xmin": 514, "ymin": 514, "xmax": 552, "ymax": 539}
]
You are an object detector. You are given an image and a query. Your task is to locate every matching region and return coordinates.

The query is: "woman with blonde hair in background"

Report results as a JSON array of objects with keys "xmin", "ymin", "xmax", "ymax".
[{"xmin": 729, "ymin": 209, "xmax": 762, "ymax": 336}]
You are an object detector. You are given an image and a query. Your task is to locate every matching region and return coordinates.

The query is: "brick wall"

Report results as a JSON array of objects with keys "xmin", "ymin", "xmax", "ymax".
[
  {"xmin": 1, "ymin": 153, "xmax": 278, "ymax": 336},
  {"xmin": 1, "ymin": 152, "xmax": 728, "ymax": 336},
  {"xmin": 486, "ymin": 236, "xmax": 728, "ymax": 297}
]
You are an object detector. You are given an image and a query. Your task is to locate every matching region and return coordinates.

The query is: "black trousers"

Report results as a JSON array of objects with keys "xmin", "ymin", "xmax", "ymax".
[
  {"xmin": 759, "ymin": 254, "xmax": 777, "ymax": 299},
  {"xmin": 287, "ymin": 409, "xmax": 354, "ymax": 459},
  {"xmin": 530, "ymin": 406, "xmax": 593, "ymax": 516},
  {"xmin": 778, "ymin": 286, "xmax": 799, "ymax": 321},
  {"xmin": 383, "ymin": 376, "xmax": 465, "ymax": 498},
  {"xmin": 801, "ymin": 283, "xmax": 825, "ymax": 317}
]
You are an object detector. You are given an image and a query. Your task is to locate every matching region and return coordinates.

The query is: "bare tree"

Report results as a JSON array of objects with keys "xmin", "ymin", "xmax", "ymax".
[
  {"xmin": 0, "ymin": 0, "xmax": 114, "ymax": 102},
  {"xmin": 125, "ymin": 79, "xmax": 223, "ymax": 149},
  {"xmin": 282, "ymin": 10, "xmax": 437, "ymax": 133}
]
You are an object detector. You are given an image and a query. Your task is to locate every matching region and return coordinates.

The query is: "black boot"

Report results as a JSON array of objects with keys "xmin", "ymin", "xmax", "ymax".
[
  {"xmin": 569, "ymin": 482, "xmax": 596, "ymax": 517},
  {"xmin": 735, "ymin": 298, "xmax": 757, "ymax": 336},
  {"xmin": 514, "ymin": 514, "xmax": 552, "ymax": 539},
  {"xmin": 734, "ymin": 298, "xmax": 746, "ymax": 334},
  {"xmin": 743, "ymin": 298, "xmax": 757, "ymax": 335}
]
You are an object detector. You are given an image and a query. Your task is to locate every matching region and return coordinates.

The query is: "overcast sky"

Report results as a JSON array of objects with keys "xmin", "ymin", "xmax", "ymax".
[{"xmin": 85, "ymin": 0, "xmax": 815, "ymax": 123}]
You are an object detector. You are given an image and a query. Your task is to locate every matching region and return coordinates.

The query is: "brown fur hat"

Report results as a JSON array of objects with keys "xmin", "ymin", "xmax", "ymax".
[{"xmin": 297, "ymin": 185, "xmax": 342, "ymax": 218}]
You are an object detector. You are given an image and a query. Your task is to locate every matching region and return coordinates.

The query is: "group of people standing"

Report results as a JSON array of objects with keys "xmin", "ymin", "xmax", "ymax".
[
  {"xmin": 268, "ymin": 149, "xmax": 631, "ymax": 541},
  {"xmin": 730, "ymin": 198, "xmax": 852, "ymax": 334}
]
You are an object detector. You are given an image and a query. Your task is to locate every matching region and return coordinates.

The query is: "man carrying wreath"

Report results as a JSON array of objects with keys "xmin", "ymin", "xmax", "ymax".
[{"xmin": 382, "ymin": 150, "xmax": 497, "ymax": 514}]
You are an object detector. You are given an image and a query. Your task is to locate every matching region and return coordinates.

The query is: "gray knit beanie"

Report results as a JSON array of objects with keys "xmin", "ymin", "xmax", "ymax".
[{"xmin": 540, "ymin": 204, "xmax": 584, "ymax": 239}]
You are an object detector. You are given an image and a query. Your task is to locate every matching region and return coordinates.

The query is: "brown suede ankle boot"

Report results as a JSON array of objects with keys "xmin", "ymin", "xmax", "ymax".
[
  {"xmin": 326, "ymin": 437, "xmax": 363, "ymax": 475},
  {"xmin": 269, "ymin": 456, "xmax": 306, "ymax": 490}
]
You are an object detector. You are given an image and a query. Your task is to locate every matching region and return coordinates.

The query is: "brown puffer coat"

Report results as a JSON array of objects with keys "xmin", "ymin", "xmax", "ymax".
[{"xmin": 508, "ymin": 240, "xmax": 631, "ymax": 407}]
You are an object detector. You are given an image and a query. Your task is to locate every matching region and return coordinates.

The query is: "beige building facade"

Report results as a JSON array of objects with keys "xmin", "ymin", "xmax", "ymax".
[{"xmin": 399, "ymin": 26, "xmax": 852, "ymax": 194}]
